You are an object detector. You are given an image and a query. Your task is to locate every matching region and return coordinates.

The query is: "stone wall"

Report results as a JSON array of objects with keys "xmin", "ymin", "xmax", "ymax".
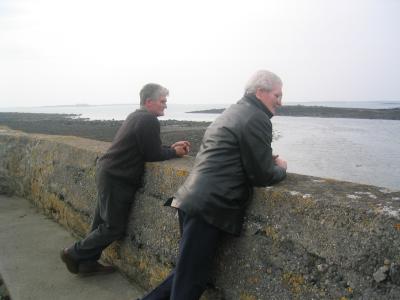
[{"xmin": 1, "ymin": 126, "xmax": 400, "ymax": 299}]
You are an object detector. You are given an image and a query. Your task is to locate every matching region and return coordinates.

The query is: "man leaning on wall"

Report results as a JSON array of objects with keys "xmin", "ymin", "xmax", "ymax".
[
  {"xmin": 140, "ymin": 70, "xmax": 288, "ymax": 300},
  {"xmin": 60, "ymin": 83, "xmax": 190, "ymax": 276}
]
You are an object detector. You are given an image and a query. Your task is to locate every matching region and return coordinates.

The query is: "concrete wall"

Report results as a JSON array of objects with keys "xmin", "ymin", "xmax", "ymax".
[{"xmin": 1, "ymin": 126, "xmax": 400, "ymax": 300}]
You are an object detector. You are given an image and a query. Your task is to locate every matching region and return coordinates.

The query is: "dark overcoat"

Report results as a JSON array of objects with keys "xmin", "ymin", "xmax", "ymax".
[{"xmin": 172, "ymin": 94, "xmax": 286, "ymax": 235}]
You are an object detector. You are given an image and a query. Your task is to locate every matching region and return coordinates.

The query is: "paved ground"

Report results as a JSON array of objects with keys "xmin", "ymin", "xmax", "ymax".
[{"xmin": 0, "ymin": 195, "xmax": 144, "ymax": 300}]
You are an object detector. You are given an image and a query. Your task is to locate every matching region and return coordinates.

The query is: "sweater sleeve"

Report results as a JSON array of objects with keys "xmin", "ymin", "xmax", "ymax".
[
  {"xmin": 136, "ymin": 115, "xmax": 177, "ymax": 161},
  {"xmin": 240, "ymin": 115, "xmax": 286, "ymax": 186}
]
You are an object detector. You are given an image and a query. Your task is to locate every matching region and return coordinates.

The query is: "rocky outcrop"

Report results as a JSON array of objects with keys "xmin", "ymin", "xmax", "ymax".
[{"xmin": 1, "ymin": 126, "xmax": 400, "ymax": 299}]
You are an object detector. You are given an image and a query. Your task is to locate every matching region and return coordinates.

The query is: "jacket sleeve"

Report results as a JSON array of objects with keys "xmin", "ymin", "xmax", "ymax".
[
  {"xmin": 136, "ymin": 115, "xmax": 177, "ymax": 161},
  {"xmin": 240, "ymin": 115, "xmax": 286, "ymax": 186}
]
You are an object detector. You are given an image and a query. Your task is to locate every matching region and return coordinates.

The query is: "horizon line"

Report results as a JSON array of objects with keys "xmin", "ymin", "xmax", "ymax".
[{"xmin": 1, "ymin": 99, "xmax": 400, "ymax": 109}]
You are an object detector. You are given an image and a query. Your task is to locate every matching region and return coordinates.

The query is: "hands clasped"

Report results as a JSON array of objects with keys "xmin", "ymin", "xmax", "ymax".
[
  {"xmin": 171, "ymin": 141, "xmax": 191, "ymax": 157},
  {"xmin": 272, "ymin": 154, "xmax": 287, "ymax": 170}
]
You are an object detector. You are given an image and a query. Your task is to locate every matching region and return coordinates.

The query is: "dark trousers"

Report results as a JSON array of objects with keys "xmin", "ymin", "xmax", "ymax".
[
  {"xmin": 142, "ymin": 209, "xmax": 222, "ymax": 300},
  {"xmin": 67, "ymin": 167, "xmax": 137, "ymax": 262}
]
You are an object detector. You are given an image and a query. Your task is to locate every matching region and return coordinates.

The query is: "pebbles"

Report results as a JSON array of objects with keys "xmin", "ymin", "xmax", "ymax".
[
  {"xmin": 373, "ymin": 260, "xmax": 400, "ymax": 285},
  {"xmin": 373, "ymin": 265, "xmax": 390, "ymax": 283}
]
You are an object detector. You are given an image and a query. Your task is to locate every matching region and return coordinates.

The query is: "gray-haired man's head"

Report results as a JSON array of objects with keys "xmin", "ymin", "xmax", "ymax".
[
  {"xmin": 244, "ymin": 70, "xmax": 282, "ymax": 95},
  {"xmin": 245, "ymin": 70, "xmax": 283, "ymax": 115},
  {"xmin": 140, "ymin": 83, "xmax": 169, "ymax": 106},
  {"xmin": 140, "ymin": 83, "xmax": 169, "ymax": 117}
]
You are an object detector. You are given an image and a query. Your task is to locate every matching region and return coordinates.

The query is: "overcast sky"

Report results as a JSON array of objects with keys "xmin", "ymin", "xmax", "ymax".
[{"xmin": 1, "ymin": 0, "xmax": 399, "ymax": 107}]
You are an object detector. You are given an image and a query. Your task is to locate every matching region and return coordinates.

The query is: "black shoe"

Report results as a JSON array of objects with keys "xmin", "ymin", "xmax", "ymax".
[
  {"xmin": 78, "ymin": 261, "xmax": 116, "ymax": 276},
  {"xmin": 60, "ymin": 248, "xmax": 79, "ymax": 274}
]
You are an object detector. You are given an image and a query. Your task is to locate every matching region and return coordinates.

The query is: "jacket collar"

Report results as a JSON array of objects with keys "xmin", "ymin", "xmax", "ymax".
[
  {"xmin": 136, "ymin": 107, "xmax": 152, "ymax": 115},
  {"xmin": 239, "ymin": 94, "xmax": 274, "ymax": 118}
]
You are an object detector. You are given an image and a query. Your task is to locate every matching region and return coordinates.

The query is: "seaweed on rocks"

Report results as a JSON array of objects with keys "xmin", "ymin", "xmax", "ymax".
[{"xmin": 0, "ymin": 112, "xmax": 209, "ymax": 156}]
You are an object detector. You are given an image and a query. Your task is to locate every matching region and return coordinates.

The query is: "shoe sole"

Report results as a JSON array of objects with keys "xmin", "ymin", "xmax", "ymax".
[{"xmin": 77, "ymin": 268, "xmax": 116, "ymax": 277}]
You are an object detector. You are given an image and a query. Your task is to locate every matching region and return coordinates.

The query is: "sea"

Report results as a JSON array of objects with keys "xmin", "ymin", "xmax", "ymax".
[{"xmin": 1, "ymin": 101, "xmax": 400, "ymax": 191}]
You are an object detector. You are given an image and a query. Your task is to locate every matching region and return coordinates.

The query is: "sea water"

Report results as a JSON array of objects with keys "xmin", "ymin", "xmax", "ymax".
[
  {"xmin": 1, "ymin": 102, "xmax": 399, "ymax": 190},
  {"xmin": 2, "ymin": 101, "xmax": 399, "ymax": 122},
  {"xmin": 271, "ymin": 117, "xmax": 400, "ymax": 191}
]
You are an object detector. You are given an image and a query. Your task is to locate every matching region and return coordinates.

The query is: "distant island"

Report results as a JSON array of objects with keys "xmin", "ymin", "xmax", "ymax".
[
  {"xmin": 187, "ymin": 108, "xmax": 226, "ymax": 114},
  {"xmin": 187, "ymin": 105, "xmax": 400, "ymax": 120}
]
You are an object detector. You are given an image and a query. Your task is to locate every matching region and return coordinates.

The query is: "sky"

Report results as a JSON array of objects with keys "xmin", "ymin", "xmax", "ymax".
[{"xmin": 0, "ymin": 0, "xmax": 399, "ymax": 107}]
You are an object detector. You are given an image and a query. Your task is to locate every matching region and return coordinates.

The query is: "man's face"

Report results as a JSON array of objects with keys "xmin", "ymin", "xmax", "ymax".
[
  {"xmin": 256, "ymin": 84, "xmax": 283, "ymax": 115},
  {"xmin": 144, "ymin": 96, "xmax": 167, "ymax": 117}
]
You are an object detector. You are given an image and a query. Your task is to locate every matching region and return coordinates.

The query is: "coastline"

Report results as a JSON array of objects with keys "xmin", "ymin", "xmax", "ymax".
[
  {"xmin": 1, "ymin": 111, "xmax": 399, "ymax": 189},
  {"xmin": 1, "ymin": 107, "xmax": 399, "ymax": 158},
  {"xmin": 0, "ymin": 112, "xmax": 209, "ymax": 156},
  {"xmin": 188, "ymin": 105, "xmax": 400, "ymax": 120}
]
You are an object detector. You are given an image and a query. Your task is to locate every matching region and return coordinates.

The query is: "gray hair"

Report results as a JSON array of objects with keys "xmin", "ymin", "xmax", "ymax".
[
  {"xmin": 140, "ymin": 83, "xmax": 169, "ymax": 106},
  {"xmin": 244, "ymin": 70, "xmax": 282, "ymax": 95}
]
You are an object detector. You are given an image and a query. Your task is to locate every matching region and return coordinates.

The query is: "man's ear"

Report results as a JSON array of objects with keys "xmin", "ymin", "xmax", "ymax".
[
  {"xmin": 255, "ymin": 88, "xmax": 264, "ymax": 99},
  {"xmin": 143, "ymin": 98, "xmax": 152, "ymax": 107}
]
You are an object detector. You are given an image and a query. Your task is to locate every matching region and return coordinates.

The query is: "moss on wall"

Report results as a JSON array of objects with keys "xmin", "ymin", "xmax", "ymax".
[{"xmin": 1, "ymin": 127, "xmax": 400, "ymax": 299}]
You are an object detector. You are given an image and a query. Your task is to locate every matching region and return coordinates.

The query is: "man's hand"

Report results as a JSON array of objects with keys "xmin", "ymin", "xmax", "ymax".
[
  {"xmin": 273, "ymin": 154, "xmax": 287, "ymax": 170},
  {"xmin": 174, "ymin": 146, "xmax": 189, "ymax": 157},
  {"xmin": 171, "ymin": 141, "xmax": 191, "ymax": 155}
]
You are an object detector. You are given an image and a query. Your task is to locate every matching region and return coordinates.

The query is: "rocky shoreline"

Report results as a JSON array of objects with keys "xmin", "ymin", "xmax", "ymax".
[
  {"xmin": 1, "ymin": 106, "xmax": 399, "ymax": 157},
  {"xmin": 0, "ymin": 112, "xmax": 208, "ymax": 156},
  {"xmin": 188, "ymin": 105, "xmax": 400, "ymax": 120}
]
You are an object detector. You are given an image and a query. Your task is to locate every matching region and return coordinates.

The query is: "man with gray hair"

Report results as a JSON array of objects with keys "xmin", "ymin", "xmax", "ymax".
[
  {"xmin": 60, "ymin": 83, "xmax": 190, "ymax": 276},
  {"xmin": 140, "ymin": 70, "xmax": 287, "ymax": 299}
]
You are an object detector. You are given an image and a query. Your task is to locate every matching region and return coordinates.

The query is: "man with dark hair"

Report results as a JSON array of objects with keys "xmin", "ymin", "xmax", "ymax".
[
  {"xmin": 141, "ymin": 70, "xmax": 287, "ymax": 300},
  {"xmin": 60, "ymin": 83, "xmax": 190, "ymax": 276}
]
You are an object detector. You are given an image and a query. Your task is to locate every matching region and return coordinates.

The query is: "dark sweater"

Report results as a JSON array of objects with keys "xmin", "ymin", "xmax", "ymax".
[{"xmin": 98, "ymin": 108, "xmax": 177, "ymax": 184}]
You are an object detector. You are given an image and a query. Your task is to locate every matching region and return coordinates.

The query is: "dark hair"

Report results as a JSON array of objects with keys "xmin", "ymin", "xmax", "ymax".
[{"xmin": 140, "ymin": 83, "xmax": 169, "ymax": 106}]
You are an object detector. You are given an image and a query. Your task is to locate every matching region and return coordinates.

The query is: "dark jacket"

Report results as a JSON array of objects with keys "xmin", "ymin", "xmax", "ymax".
[
  {"xmin": 98, "ymin": 108, "xmax": 176, "ymax": 185},
  {"xmin": 172, "ymin": 94, "xmax": 286, "ymax": 235}
]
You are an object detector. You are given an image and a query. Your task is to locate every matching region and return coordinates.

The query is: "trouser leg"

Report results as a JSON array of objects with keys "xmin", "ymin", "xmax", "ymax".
[
  {"xmin": 141, "ymin": 211, "xmax": 185, "ymax": 300},
  {"xmin": 140, "ymin": 273, "xmax": 175, "ymax": 300},
  {"xmin": 67, "ymin": 169, "xmax": 136, "ymax": 262},
  {"xmin": 141, "ymin": 209, "xmax": 221, "ymax": 300},
  {"xmin": 170, "ymin": 210, "xmax": 221, "ymax": 300}
]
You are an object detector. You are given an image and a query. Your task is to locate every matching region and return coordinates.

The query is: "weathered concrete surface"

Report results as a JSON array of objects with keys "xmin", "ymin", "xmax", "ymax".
[
  {"xmin": 0, "ymin": 194, "xmax": 144, "ymax": 300},
  {"xmin": 1, "ymin": 126, "xmax": 400, "ymax": 299}
]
